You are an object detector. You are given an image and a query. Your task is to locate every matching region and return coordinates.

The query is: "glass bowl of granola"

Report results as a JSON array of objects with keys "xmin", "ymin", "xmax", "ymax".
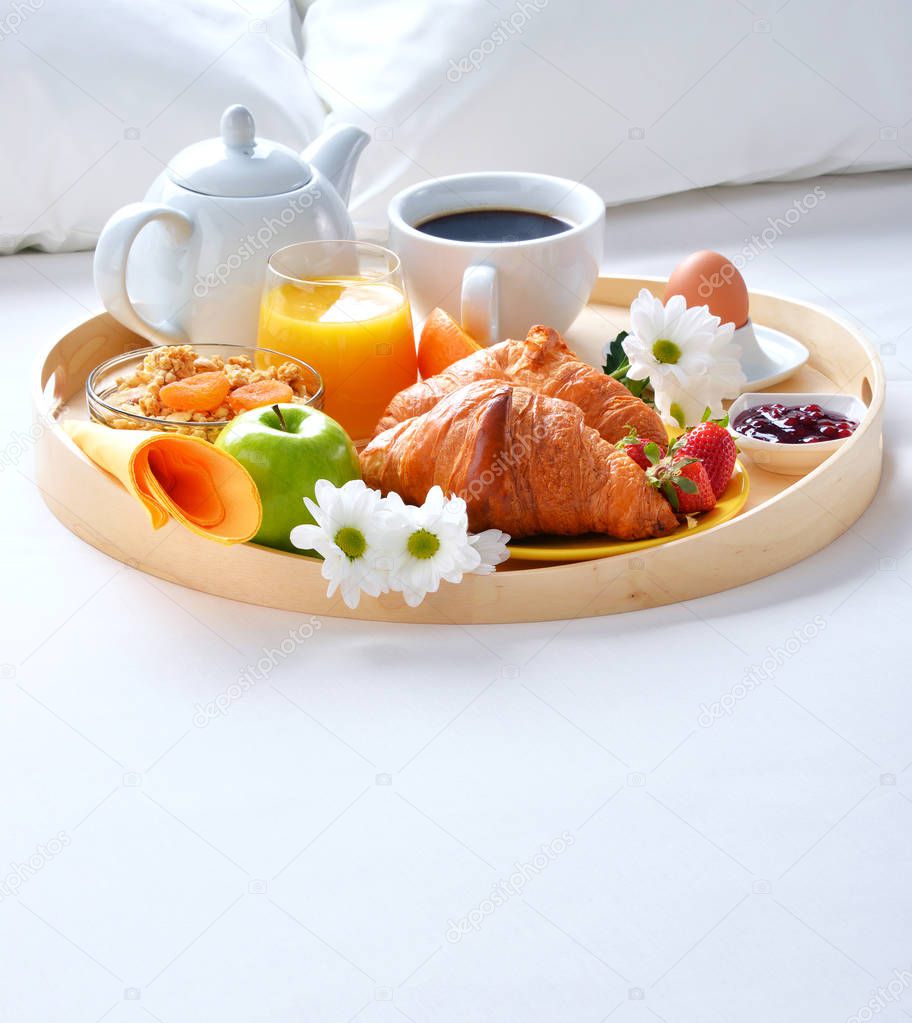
[{"xmin": 87, "ymin": 344, "xmax": 324, "ymax": 442}]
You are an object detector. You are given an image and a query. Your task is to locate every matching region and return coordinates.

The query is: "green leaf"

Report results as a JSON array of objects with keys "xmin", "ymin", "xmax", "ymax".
[
  {"xmin": 677, "ymin": 477, "xmax": 698, "ymax": 495},
  {"xmin": 602, "ymin": 330, "xmax": 656, "ymax": 402},
  {"xmin": 701, "ymin": 409, "xmax": 730, "ymax": 428},
  {"xmin": 601, "ymin": 330, "xmax": 629, "ymax": 376},
  {"xmin": 643, "ymin": 442, "xmax": 662, "ymax": 465},
  {"xmin": 625, "ymin": 376, "xmax": 650, "ymax": 398},
  {"xmin": 661, "ymin": 480, "xmax": 679, "ymax": 513}
]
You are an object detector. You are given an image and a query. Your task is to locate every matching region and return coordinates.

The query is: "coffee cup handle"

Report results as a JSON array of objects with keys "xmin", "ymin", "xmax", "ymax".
[{"xmin": 460, "ymin": 264, "xmax": 499, "ymax": 345}]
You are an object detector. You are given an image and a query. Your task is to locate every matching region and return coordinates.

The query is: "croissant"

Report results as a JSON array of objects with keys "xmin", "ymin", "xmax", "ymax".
[
  {"xmin": 360, "ymin": 379, "xmax": 678, "ymax": 540},
  {"xmin": 374, "ymin": 324, "xmax": 666, "ymax": 447}
]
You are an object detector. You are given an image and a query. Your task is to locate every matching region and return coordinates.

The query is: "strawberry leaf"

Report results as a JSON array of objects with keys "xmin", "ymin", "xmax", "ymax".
[
  {"xmin": 643, "ymin": 442, "xmax": 662, "ymax": 465},
  {"xmin": 660, "ymin": 480, "xmax": 679, "ymax": 513},
  {"xmin": 703, "ymin": 410, "xmax": 730, "ymax": 428},
  {"xmin": 616, "ymin": 426, "xmax": 639, "ymax": 450},
  {"xmin": 676, "ymin": 477, "xmax": 698, "ymax": 495}
]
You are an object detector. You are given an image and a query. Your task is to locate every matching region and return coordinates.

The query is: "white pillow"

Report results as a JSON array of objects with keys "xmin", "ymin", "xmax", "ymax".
[
  {"xmin": 0, "ymin": 0, "xmax": 326, "ymax": 254},
  {"xmin": 303, "ymin": 0, "xmax": 912, "ymax": 230}
]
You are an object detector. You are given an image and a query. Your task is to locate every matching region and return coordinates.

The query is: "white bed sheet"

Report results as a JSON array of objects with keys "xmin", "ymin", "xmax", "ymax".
[{"xmin": 1, "ymin": 170, "xmax": 911, "ymax": 1022}]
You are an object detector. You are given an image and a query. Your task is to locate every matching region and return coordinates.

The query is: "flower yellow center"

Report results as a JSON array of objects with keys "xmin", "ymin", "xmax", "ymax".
[
  {"xmin": 407, "ymin": 529, "xmax": 440, "ymax": 560},
  {"xmin": 334, "ymin": 526, "xmax": 366, "ymax": 561},
  {"xmin": 652, "ymin": 338, "xmax": 681, "ymax": 364}
]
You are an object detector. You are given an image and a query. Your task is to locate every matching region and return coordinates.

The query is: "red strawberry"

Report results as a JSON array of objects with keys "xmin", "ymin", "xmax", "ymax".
[
  {"xmin": 674, "ymin": 419, "xmax": 736, "ymax": 499},
  {"xmin": 672, "ymin": 460, "xmax": 716, "ymax": 514},
  {"xmin": 616, "ymin": 427, "xmax": 665, "ymax": 471},
  {"xmin": 647, "ymin": 456, "xmax": 716, "ymax": 515}
]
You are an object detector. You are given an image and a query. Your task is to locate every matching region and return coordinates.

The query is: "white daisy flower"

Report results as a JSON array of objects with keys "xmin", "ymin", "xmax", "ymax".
[
  {"xmin": 289, "ymin": 479, "xmax": 394, "ymax": 610},
  {"xmin": 469, "ymin": 528, "xmax": 511, "ymax": 574},
  {"xmin": 384, "ymin": 486, "xmax": 482, "ymax": 607},
  {"xmin": 650, "ymin": 375, "xmax": 715, "ymax": 433},
  {"xmin": 622, "ymin": 288, "xmax": 744, "ymax": 427}
]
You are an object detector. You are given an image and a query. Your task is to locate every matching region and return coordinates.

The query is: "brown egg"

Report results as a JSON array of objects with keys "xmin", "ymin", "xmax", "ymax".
[{"xmin": 665, "ymin": 250, "xmax": 749, "ymax": 327}]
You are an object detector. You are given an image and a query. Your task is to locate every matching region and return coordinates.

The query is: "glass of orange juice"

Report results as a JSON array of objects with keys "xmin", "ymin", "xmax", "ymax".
[{"xmin": 257, "ymin": 240, "xmax": 417, "ymax": 444}]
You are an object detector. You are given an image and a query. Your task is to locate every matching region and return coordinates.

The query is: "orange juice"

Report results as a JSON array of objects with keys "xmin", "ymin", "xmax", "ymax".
[{"xmin": 257, "ymin": 277, "xmax": 417, "ymax": 442}]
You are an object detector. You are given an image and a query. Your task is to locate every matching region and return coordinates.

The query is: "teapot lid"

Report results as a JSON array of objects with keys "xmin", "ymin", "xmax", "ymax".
[{"xmin": 168, "ymin": 105, "xmax": 311, "ymax": 198}]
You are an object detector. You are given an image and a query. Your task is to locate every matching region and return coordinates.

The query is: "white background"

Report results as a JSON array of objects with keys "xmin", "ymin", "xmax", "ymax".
[{"xmin": 2, "ymin": 168, "xmax": 911, "ymax": 1022}]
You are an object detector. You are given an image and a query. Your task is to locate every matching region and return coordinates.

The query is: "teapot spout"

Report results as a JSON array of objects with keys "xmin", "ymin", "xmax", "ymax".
[{"xmin": 302, "ymin": 123, "xmax": 369, "ymax": 206}]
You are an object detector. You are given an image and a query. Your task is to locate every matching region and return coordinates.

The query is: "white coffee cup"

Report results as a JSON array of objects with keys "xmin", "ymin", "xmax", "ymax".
[{"xmin": 387, "ymin": 171, "xmax": 605, "ymax": 344}]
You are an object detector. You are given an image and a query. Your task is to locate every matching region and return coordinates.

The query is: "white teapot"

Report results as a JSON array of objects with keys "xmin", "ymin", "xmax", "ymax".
[{"xmin": 94, "ymin": 105, "xmax": 368, "ymax": 346}]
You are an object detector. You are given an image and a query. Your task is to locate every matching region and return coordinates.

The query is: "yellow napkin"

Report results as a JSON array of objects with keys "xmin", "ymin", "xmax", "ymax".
[{"xmin": 63, "ymin": 421, "xmax": 262, "ymax": 544}]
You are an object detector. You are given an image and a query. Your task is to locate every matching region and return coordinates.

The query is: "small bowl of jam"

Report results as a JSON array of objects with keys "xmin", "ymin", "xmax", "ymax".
[{"xmin": 728, "ymin": 392, "xmax": 866, "ymax": 475}]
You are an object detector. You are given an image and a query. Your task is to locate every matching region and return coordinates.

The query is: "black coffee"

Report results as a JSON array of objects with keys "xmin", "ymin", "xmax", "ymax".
[{"xmin": 416, "ymin": 208, "xmax": 572, "ymax": 243}]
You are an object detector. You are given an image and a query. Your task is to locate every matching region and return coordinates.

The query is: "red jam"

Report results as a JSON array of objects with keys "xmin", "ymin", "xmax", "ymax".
[{"xmin": 733, "ymin": 403, "xmax": 858, "ymax": 444}]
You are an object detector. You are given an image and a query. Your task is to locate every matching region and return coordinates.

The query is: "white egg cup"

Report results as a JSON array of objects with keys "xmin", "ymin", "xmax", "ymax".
[{"xmin": 734, "ymin": 319, "xmax": 809, "ymax": 391}]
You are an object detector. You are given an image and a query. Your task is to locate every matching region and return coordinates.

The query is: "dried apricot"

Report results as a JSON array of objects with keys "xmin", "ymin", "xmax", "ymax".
[
  {"xmin": 159, "ymin": 371, "xmax": 230, "ymax": 413},
  {"xmin": 228, "ymin": 379, "xmax": 294, "ymax": 413}
]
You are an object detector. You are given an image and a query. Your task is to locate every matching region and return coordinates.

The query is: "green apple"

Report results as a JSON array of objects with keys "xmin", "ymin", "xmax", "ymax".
[{"xmin": 215, "ymin": 403, "xmax": 359, "ymax": 553}]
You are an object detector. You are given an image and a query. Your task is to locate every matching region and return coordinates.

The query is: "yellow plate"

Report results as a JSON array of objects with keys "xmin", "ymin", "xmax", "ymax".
[{"xmin": 507, "ymin": 460, "xmax": 750, "ymax": 563}]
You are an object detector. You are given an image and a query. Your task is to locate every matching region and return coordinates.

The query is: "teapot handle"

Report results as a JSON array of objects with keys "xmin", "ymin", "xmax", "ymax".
[{"xmin": 93, "ymin": 203, "xmax": 194, "ymax": 345}]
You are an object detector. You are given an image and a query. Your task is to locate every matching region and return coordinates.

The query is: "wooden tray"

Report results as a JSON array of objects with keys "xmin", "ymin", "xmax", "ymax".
[{"xmin": 32, "ymin": 276, "xmax": 884, "ymax": 624}]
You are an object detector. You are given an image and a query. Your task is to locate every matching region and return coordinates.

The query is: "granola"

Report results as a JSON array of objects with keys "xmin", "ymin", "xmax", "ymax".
[{"xmin": 106, "ymin": 346, "xmax": 311, "ymax": 428}]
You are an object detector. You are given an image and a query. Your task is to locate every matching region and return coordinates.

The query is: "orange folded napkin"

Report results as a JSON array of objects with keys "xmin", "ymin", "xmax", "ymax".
[{"xmin": 63, "ymin": 420, "xmax": 262, "ymax": 544}]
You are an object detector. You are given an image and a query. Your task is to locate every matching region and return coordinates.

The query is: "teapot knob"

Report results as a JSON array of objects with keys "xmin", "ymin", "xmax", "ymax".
[{"xmin": 220, "ymin": 105, "xmax": 256, "ymax": 152}]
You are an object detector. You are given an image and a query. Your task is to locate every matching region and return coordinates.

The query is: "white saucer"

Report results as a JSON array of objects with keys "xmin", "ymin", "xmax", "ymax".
[{"xmin": 736, "ymin": 321, "xmax": 809, "ymax": 391}]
